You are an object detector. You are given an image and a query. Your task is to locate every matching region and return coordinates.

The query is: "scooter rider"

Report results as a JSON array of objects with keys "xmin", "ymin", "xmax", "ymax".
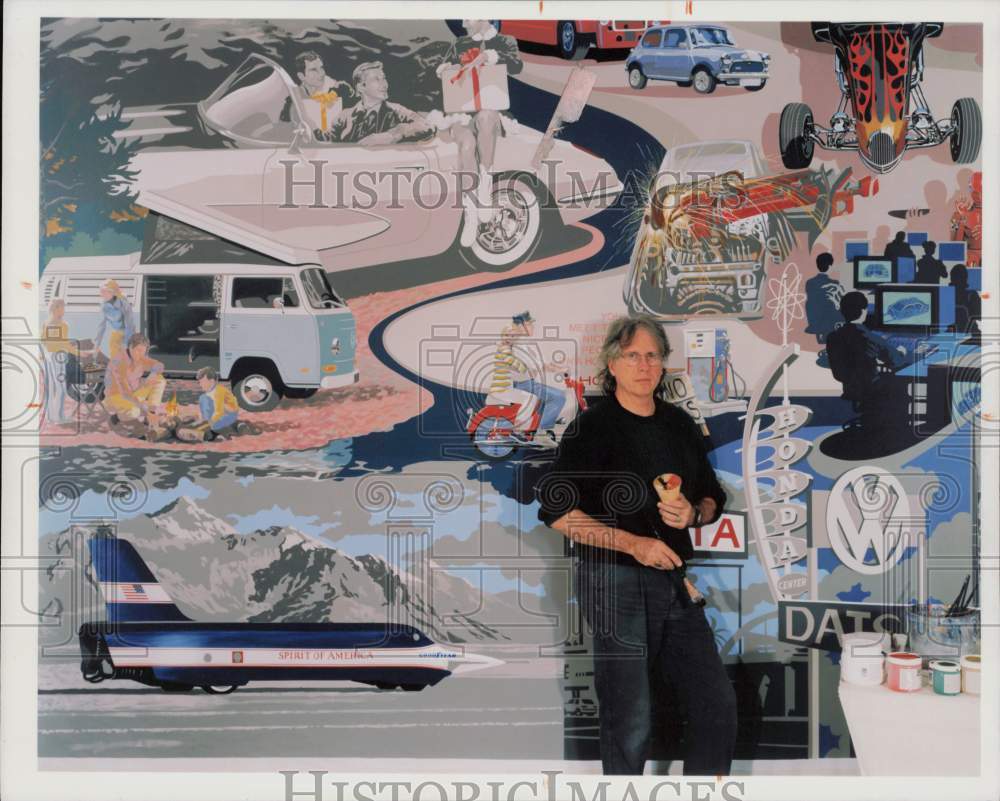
[{"xmin": 508, "ymin": 311, "xmax": 572, "ymax": 440}]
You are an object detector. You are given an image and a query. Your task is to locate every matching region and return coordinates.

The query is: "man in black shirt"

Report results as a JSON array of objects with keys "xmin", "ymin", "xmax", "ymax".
[
  {"xmin": 537, "ymin": 314, "xmax": 736, "ymax": 776},
  {"xmin": 883, "ymin": 231, "xmax": 915, "ymax": 260},
  {"xmin": 915, "ymin": 240, "xmax": 948, "ymax": 284},
  {"xmin": 950, "ymin": 264, "xmax": 981, "ymax": 336}
]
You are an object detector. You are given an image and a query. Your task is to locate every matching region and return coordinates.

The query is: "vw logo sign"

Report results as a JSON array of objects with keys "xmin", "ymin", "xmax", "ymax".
[{"xmin": 827, "ymin": 467, "xmax": 912, "ymax": 575}]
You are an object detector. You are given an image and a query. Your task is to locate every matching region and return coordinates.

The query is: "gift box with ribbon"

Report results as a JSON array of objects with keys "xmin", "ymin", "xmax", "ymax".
[
  {"xmin": 302, "ymin": 90, "xmax": 342, "ymax": 132},
  {"xmin": 440, "ymin": 48, "xmax": 509, "ymax": 113}
]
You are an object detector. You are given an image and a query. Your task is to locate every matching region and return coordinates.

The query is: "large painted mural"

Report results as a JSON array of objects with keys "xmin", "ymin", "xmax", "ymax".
[{"xmin": 14, "ymin": 11, "xmax": 992, "ymax": 780}]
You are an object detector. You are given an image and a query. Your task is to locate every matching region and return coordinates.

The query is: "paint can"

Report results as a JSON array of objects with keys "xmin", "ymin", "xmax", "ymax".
[
  {"xmin": 840, "ymin": 632, "xmax": 886, "ymax": 686},
  {"xmin": 929, "ymin": 660, "xmax": 961, "ymax": 695},
  {"xmin": 961, "ymin": 654, "xmax": 981, "ymax": 695},
  {"xmin": 886, "ymin": 652, "xmax": 923, "ymax": 692}
]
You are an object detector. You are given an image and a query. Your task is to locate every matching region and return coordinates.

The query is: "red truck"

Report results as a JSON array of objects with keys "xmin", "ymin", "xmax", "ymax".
[{"xmin": 450, "ymin": 20, "xmax": 662, "ymax": 60}]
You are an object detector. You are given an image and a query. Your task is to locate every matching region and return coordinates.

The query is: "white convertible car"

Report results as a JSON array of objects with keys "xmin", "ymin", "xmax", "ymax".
[{"xmin": 121, "ymin": 55, "xmax": 622, "ymax": 272}]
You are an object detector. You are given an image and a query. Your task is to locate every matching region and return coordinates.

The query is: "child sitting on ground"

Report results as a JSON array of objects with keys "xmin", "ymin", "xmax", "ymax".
[{"xmin": 177, "ymin": 367, "xmax": 253, "ymax": 441}]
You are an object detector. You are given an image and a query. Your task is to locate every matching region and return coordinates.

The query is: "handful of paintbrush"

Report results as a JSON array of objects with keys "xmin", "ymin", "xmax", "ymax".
[
  {"xmin": 652, "ymin": 473, "xmax": 706, "ymax": 608},
  {"xmin": 945, "ymin": 574, "xmax": 975, "ymax": 617}
]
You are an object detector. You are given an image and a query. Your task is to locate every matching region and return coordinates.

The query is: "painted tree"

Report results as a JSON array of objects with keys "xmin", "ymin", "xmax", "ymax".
[{"xmin": 39, "ymin": 25, "xmax": 143, "ymax": 266}]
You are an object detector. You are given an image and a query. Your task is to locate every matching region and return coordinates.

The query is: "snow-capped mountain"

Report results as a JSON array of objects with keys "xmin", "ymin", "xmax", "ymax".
[{"xmin": 39, "ymin": 497, "xmax": 514, "ymax": 643}]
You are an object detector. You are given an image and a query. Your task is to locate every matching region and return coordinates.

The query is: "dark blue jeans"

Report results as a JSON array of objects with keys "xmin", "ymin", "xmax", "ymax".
[{"xmin": 576, "ymin": 558, "xmax": 737, "ymax": 776}]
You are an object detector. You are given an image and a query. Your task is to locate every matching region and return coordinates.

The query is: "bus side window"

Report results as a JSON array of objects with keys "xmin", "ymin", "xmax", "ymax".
[{"xmin": 232, "ymin": 276, "xmax": 284, "ymax": 309}]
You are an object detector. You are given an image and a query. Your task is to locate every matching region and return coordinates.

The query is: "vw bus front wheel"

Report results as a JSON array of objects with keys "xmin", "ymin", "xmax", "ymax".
[{"xmin": 232, "ymin": 367, "xmax": 283, "ymax": 412}]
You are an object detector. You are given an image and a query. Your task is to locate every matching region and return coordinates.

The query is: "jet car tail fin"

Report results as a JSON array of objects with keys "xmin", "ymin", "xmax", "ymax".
[{"xmin": 88, "ymin": 536, "xmax": 192, "ymax": 622}]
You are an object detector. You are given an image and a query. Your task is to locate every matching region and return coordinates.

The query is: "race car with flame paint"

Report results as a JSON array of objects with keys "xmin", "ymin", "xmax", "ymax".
[
  {"xmin": 779, "ymin": 22, "xmax": 981, "ymax": 174},
  {"xmin": 624, "ymin": 140, "xmax": 878, "ymax": 319}
]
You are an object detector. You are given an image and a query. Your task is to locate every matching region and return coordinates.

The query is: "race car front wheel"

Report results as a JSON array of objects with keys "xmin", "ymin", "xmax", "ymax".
[
  {"xmin": 779, "ymin": 102, "xmax": 815, "ymax": 169},
  {"xmin": 202, "ymin": 684, "xmax": 240, "ymax": 694},
  {"xmin": 950, "ymin": 98, "xmax": 982, "ymax": 164}
]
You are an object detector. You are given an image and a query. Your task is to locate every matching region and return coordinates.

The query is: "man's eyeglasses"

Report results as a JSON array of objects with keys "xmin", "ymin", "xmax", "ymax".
[{"xmin": 618, "ymin": 351, "xmax": 666, "ymax": 367}]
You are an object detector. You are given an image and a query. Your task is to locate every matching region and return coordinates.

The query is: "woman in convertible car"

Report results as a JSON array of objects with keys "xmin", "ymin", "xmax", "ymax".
[{"xmin": 433, "ymin": 19, "xmax": 524, "ymax": 243}]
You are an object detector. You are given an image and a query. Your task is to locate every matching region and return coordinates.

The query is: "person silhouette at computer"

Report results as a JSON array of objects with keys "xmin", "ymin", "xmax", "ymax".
[
  {"xmin": 826, "ymin": 292, "xmax": 915, "ymax": 431},
  {"xmin": 883, "ymin": 231, "xmax": 915, "ymax": 260},
  {"xmin": 804, "ymin": 252, "xmax": 844, "ymax": 366},
  {"xmin": 949, "ymin": 264, "xmax": 982, "ymax": 337},
  {"xmin": 915, "ymin": 241, "xmax": 947, "ymax": 284}
]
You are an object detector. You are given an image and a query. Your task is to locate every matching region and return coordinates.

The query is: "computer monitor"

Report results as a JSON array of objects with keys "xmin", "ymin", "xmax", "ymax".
[
  {"xmin": 897, "ymin": 256, "xmax": 916, "ymax": 283},
  {"xmin": 873, "ymin": 284, "xmax": 956, "ymax": 332},
  {"xmin": 938, "ymin": 241, "xmax": 967, "ymax": 263},
  {"xmin": 907, "ymin": 231, "xmax": 929, "ymax": 247},
  {"xmin": 845, "ymin": 240, "xmax": 869, "ymax": 262},
  {"xmin": 854, "ymin": 255, "xmax": 895, "ymax": 288},
  {"xmin": 966, "ymin": 268, "xmax": 982, "ymax": 292}
]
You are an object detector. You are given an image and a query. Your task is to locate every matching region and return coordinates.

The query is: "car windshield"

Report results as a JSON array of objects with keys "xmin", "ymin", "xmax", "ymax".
[
  {"xmin": 202, "ymin": 59, "xmax": 303, "ymax": 145},
  {"xmin": 301, "ymin": 267, "xmax": 345, "ymax": 309},
  {"xmin": 656, "ymin": 143, "xmax": 756, "ymax": 189},
  {"xmin": 691, "ymin": 28, "xmax": 734, "ymax": 47}
]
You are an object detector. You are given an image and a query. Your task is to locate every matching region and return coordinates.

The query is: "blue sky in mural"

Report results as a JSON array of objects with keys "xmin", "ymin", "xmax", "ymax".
[
  {"xmin": 225, "ymin": 505, "xmax": 343, "ymax": 538},
  {"xmin": 39, "ymin": 477, "xmax": 210, "ymax": 537}
]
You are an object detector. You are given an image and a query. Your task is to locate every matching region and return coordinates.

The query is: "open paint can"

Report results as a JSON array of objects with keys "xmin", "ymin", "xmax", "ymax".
[
  {"xmin": 961, "ymin": 655, "xmax": 981, "ymax": 695},
  {"xmin": 886, "ymin": 652, "xmax": 922, "ymax": 692},
  {"xmin": 840, "ymin": 632, "xmax": 886, "ymax": 686},
  {"xmin": 929, "ymin": 660, "xmax": 961, "ymax": 695}
]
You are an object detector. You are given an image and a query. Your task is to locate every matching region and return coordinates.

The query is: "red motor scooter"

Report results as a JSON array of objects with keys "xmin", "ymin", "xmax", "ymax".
[{"xmin": 466, "ymin": 374, "xmax": 588, "ymax": 460}]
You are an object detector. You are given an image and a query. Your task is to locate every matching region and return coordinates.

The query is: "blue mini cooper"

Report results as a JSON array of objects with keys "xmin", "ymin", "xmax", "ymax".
[{"xmin": 625, "ymin": 24, "xmax": 770, "ymax": 93}]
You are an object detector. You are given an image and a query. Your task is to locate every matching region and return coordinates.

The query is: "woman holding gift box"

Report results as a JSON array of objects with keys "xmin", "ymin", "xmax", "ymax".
[
  {"xmin": 537, "ymin": 314, "xmax": 736, "ymax": 777},
  {"xmin": 435, "ymin": 20, "xmax": 523, "ymax": 243}
]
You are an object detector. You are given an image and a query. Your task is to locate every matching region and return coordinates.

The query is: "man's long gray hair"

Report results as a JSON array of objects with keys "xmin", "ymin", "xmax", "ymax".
[{"xmin": 595, "ymin": 314, "xmax": 672, "ymax": 397}]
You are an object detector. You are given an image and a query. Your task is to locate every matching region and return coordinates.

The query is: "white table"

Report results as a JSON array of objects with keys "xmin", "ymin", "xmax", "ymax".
[{"xmin": 838, "ymin": 678, "xmax": 981, "ymax": 775}]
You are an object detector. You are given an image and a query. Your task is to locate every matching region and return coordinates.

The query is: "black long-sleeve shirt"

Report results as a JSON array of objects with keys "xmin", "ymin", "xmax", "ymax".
[{"xmin": 536, "ymin": 393, "xmax": 727, "ymax": 567}]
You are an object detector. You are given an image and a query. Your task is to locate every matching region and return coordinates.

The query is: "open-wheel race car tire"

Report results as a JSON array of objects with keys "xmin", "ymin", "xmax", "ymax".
[
  {"xmin": 949, "ymin": 98, "xmax": 982, "ymax": 164},
  {"xmin": 779, "ymin": 102, "xmax": 815, "ymax": 169}
]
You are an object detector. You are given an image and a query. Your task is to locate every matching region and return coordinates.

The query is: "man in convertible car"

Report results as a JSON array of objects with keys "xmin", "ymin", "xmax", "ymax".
[
  {"xmin": 315, "ymin": 61, "xmax": 434, "ymax": 145},
  {"xmin": 281, "ymin": 51, "xmax": 350, "ymax": 134}
]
